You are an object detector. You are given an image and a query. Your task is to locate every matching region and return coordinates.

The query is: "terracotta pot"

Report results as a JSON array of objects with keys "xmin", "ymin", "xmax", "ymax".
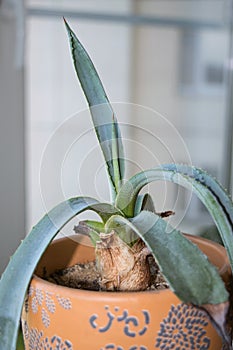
[{"xmin": 21, "ymin": 234, "xmax": 231, "ymax": 350}]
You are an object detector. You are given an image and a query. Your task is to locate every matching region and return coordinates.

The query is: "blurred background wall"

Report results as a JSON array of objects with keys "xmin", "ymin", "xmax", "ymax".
[
  {"xmin": 0, "ymin": 0, "xmax": 233, "ymax": 274},
  {"xmin": 0, "ymin": 0, "xmax": 25, "ymax": 275}
]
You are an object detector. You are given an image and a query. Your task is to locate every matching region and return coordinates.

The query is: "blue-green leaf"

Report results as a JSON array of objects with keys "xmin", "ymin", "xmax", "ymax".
[
  {"xmin": 64, "ymin": 20, "xmax": 125, "ymax": 198},
  {"xmin": 134, "ymin": 193, "xmax": 155, "ymax": 216},
  {"xmin": 0, "ymin": 196, "xmax": 116, "ymax": 350},
  {"xmin": 74, "ymin": 220, "xmax": 105, "ymax": 234},
  {"xmin": 115, "ymin": 165, "xmax": 233, "ymax": 272},
  {"xmin": 107, "ymin": 211, "xmax": 228, "ymax": 305},
  {"xmin": 74, "ymin": 220, "xmax": 102, "ymax": 246}
]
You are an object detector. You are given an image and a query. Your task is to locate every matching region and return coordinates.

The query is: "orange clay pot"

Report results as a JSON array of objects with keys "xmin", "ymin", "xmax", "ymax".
[{"xmin": 21, "ymin": 234, "xmax": 231, "ymax": 350}]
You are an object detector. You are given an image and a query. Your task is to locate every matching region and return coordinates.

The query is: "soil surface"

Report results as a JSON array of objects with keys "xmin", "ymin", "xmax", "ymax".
[{"xmin": 46, "ymin": 256, "xmax": 169, "ymax": 291}]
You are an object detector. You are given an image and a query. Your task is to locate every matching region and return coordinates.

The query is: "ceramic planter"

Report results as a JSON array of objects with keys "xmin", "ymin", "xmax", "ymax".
[{"xmin": 21, "ymin": 234, "xmax": 231, "ymax": 350}]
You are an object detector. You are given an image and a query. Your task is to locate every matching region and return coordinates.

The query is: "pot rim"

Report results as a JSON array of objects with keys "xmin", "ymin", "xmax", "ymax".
[{"xmin": 32, "ymin": 233, "xmax": 231, "ymax": 298}]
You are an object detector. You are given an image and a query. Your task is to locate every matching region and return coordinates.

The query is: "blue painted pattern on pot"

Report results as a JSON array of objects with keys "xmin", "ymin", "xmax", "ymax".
[
  {"xmin": 89, "ymin": 306, "xmax": 150, "ymax": 337},
  {"xmin": 22, "ymin": 321, "xmax": 73, "ymax": 350},
  {"xmin": 22, "ymin": 290, "xmax": 216, "ymax": 350},
  {"xmin": 100, "ymin": 345, "xmax": 147, "ymax": 350},
  {"xmin": 155, "ymin": 304, "xmax": 210, "ymax": 349}
]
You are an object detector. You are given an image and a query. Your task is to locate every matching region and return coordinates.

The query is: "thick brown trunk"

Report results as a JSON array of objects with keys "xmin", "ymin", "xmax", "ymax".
[{"xmin": 95, "ymin": 231, "xmax": 151, "ymax": 291}]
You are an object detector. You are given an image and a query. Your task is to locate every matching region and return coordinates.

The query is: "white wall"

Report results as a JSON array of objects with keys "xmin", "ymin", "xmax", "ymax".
[{"xmin": 130, "ymin": 1, "xmax": 229, "ymax": 231}]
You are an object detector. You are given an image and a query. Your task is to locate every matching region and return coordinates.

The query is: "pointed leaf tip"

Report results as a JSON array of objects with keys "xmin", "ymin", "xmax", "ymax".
[
  {"xmin": 65, "ymin": 22, "xmax": 125, "ymax": 198},
  {"xmin": 201, "ymin": 301, "xmax": 231, "ymax": 348}
]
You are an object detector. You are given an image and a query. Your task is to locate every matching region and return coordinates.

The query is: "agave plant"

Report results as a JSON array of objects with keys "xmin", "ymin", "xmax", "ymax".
[{"xmin": 0, "ymin": 20, "xmax": 233, "ymax": 349}]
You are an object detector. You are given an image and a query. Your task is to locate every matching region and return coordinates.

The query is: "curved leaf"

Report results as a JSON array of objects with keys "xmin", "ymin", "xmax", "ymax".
[
  {"xmin": 88, "ymin": 202, "xmax": 123, "ymax": 222},
  {"xmin": 106, "ymin": 211, "xmax": 228, "ymax": 305},
  {"xmin": 74, "ymin": 220, "xmax": 103, "ymax": 246},
  {"xmin": 0, "ymin": 197, "xmax": 117, "ymax": 350},
  {"xmin": 134, "ymin": 193, "xmax": 155, "ymax": 216},
  {"xmin": 74, "ymin": 220, "xmax": 105, "ymax": 234},
  {"xmin": 115, "ymin": 165, "xmax": 233, "ymax": 271},
  {"xmin": 65, "ymin": 20, "xmax": 125, "ymax": 198}
]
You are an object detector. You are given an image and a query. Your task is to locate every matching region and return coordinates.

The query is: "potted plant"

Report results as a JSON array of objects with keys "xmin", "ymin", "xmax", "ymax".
[{"xmin": 1, "ymin": 20, "xmax": 233, "ymax": 350}]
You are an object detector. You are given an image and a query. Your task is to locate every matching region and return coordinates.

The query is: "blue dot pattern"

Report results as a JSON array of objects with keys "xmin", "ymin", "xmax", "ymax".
[{"xmin": 155, "ymin": 303, "xmax": 210, "ymax": 350}]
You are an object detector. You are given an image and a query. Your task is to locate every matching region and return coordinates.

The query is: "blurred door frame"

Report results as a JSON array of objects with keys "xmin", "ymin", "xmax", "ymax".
[{"xmin": 0, "ymin": 0, "xmax": 26, "ymax": 274}]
